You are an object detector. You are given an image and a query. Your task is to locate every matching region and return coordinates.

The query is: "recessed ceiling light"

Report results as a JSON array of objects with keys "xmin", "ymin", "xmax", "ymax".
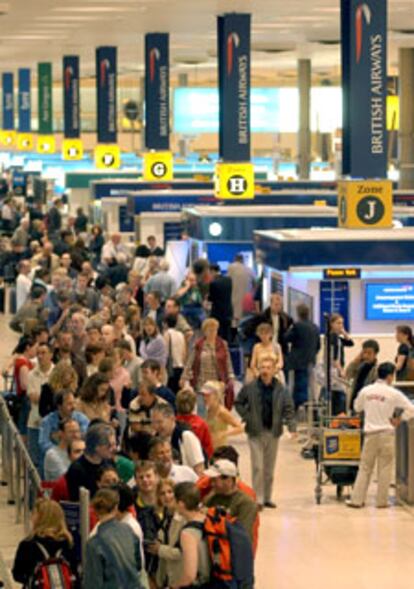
[
  {"xmin": 2, "ymin": 34, "xmax": 68, "ymax": 40},
  {"xmin": 52, "ymin": 6, "xmax": 132, "ymax": 12},
  {"xmin": 35, "ymin": 15, "xmax": 98, "ymax": 22}
]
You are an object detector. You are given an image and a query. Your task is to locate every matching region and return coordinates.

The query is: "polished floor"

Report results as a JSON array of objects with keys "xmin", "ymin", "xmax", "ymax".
[{"xmin": 0, "ymin": 316, "xmax": 413, "ymax": 589}]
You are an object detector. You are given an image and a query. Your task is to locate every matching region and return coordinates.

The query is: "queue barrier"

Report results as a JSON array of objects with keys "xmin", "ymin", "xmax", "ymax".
[{"xmin": 0, "ymin": 394, "xmax": 90, "ymax": 568}]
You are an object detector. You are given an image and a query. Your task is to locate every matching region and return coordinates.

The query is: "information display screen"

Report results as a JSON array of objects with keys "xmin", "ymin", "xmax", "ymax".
[
  {"xmin": 365, "ymin": 283, "xmax": 414, "ymax": 320},
  {"xmin": 173, "ymin": 87, "xmax": 342, "ymax": 134}
]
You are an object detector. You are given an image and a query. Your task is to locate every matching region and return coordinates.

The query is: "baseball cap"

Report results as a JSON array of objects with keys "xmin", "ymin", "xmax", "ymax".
[{"xmin": 205, "ymin": 459, "xmax": 238, "ymax": 478}]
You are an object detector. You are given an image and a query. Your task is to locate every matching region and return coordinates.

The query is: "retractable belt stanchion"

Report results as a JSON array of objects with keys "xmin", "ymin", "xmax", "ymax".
[{"xmin": 324, "ymin": 313, "xmax": 332, "ymax": 417}]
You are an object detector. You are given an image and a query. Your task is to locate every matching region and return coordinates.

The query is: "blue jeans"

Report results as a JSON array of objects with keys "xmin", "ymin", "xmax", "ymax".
[
  {"xmin": 16, "ymin": 395, "xmax": 31, "ymax": 436},
  {"xmin": 293, "ymin": 369, "xmax": 309, "ymax": 409}
]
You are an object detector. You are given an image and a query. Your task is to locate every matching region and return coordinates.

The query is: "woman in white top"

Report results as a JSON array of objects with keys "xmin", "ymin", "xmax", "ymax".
[{"xmin": 164, "ymin": 315, "xmax": 187, "ymax": 394}]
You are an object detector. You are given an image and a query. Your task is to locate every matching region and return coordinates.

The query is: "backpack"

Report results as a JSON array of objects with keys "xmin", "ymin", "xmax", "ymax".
[
  {"xmin": 29, "ymin": 543, "xmax": 76, "ymax": 589},
  {"xmin": 184, "ymin": 507, "xmax": 254, "ymax": 589}
]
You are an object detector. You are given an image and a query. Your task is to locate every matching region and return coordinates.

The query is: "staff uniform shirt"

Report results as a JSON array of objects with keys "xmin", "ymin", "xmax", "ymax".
[{"xmin": 355, "ymin": 379, "xmax": 414, "ymax": 433}]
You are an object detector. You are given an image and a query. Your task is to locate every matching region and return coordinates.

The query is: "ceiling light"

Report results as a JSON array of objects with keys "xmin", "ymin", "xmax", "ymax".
[
  {"xmin": 35, "ymin": 15, "xmax": 98, "ymax": 22},
  {"xmin": 52, "ymin": 6, "xmax": 132, "ymax": 13},
  {"xmin": 1, "ymin": 34, "xmax": 68, "ymax": 40}
]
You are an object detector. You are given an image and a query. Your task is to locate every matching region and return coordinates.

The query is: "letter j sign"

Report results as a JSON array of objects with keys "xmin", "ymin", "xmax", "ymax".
[{"xmin": 337, "ymin": 179, "xmax": 392, "ymax": 229}]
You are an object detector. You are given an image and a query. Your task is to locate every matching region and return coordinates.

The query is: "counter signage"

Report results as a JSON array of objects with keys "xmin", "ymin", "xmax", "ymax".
[
  {"xmin": 63, "ymin": 56, "xmax": 80, "ymax": 139},
  {"xmin": 18, "ymin": 69, "xmax": 31, "ymax": 133},
  {"xmin": 218, "ymin": 13, "xmax": 251, "ymax": 162},
  {"xmin": 96, "ymin": 46, "xmax": 117, "ymax": 144},
  {"xmin": 38, "ymin": 63, "xmax": 53, "ymax": 134},
  {"xmin": 341, "ymin": 0, "xmax": 387, "ymax": 178},
  {"xmin": 323, "ymin": 268, "xmax": 361, "ymax": 279},
  {"xmin": 320, "ymin": 280, "xmax": 350, "ymax": 332},
  {"xmin": 2, "ymin": 73, "xmax": 14, "ymax": 131},
  {"xmin": 145, "ymin": 33, "xmax": 169, "ymax": 150}
]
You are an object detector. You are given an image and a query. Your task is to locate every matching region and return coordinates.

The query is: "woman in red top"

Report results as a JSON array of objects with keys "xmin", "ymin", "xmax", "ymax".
[
  {"xmin": 13, "ymin": 336, "xmax": 37, "ymax": 439},
  {"xmin": 176, "ymin": 388, "xmax": 214, "ymax": 459}
]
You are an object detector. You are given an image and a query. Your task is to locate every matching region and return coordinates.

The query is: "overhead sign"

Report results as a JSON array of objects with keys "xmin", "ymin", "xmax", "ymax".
[
  {"xmin": 38, "ymin": 62, "xmax": 53, "ymax": 135},
  {"xmin": 94, "ymin": 144, "xmax": 120, "ymax": 169},
  {"xmin": 323, "ymin": 268, "xmax": 361, "ymax": 279},
  {"xmin": 63, "ymin": 55, "xmax": 80, "ymax": 139},
  {"xmin": 37, "ymin": 134, "xmax": 55, "ymax": 154},
  {"xmin": 341, "ymin": 0, "xmax": 387, "ymax": 178},
  {"xmin": 96, "ymin": 46, "xmax": 117, "ymax": 144},
  {"xmin": 2, "ymin": 73, "xmax": 14, "ymax": 131},
  {"xmin": 18, "ymin": 68, "xmax": 31, "ymax": 133},
  {"xmin": 338, "ymin": 179, "xmax": 392, "ymax": 228},
  {"xmin": 215, "ymin": 162, "xmax": 254, "ymax": 199},
  {"xmin": 62, "ymin": 138, "xmax": 83, "ymax": 160},
  {"xmin": 218, "ymin": 13, "xmax": 251, "ymax": 162},
  {"xmin": 145, "ymin": 33, "xmax": 169, "ymax": 150},
  {"xmin": 143, "ymin": 151, "xmax": 173, "ymax": 181},
  {"xmin": 17, "ymin": 133, "xmax": 33, "ymax": 151}
]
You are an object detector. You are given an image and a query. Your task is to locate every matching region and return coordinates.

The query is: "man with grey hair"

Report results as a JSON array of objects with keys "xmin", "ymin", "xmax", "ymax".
[
  {"xmin": 66, "ymin": 422, "xmax": 117, "ymax": 500},
  {"xmin": 144, "ymin": 258, "xmax": 177, "ymax": 302},
  {"xmin": 101, "ymin": 232, "xmax": 129, "ymax": 266}
]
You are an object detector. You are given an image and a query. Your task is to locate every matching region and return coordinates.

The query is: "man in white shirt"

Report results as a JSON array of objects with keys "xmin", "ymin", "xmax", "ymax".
[
  {"xmin": 151, "ymin": 404, "xmax": 205, "ymax": 476},
  {"xmin": 101, "ymin": 232, "xmax": 129, "ymax": 266},
  {"xmin": 16, "ymin": 260, "xmax": 32, "ymax": 310},
  {"xmin": 347, "ymin": 362, "xmax": 414, "ymax": 509},
  {"xmin": 27, "ymin": 342, "xmax": 54, "ymax": 472},
  {"xmin": 149, "ymin": 437, "xmax": 198, "ymax": 484}
]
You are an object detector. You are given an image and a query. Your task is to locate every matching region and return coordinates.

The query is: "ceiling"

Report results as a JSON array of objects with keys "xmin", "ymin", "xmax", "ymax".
[{"xmin": 0, "ymin": 0, "xmax": 413, "ymax": 85}]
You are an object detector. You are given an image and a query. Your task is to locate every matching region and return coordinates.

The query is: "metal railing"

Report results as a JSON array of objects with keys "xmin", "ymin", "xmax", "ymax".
[
  {"xmin": 0, "ymin": 394, "xmax": 91, "ymax": 570},
  {"xmin": 0, "ymin": 395, "xmax": 42, "ymax": 533}
]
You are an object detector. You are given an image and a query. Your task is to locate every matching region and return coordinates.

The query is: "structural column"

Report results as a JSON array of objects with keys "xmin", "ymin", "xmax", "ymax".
[
  {"xmin": 398, "ymin": 48, "xmax": 414, "ymax": 189},
  {"xmin": 297, "ymin": 59, "xmax": 311, "ymax": 180}
]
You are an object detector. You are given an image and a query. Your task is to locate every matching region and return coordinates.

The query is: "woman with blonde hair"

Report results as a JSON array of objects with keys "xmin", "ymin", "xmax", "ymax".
[
  {"xmin": 39, "ymin": 361, "xmax": 79, "ymax": 417},
  {"xmin": 202, "ymin": 380, "xmax": 244, "ymax": 449},
  {"xmin": 181, "ymin": 317, "xmax": 235, "ymax": 412},
  {"xmin": 147, "ymin": 478, "xmax": 186, "ymax": 589},
  {"xmin": 248, "ymin": 322, "xmax": 284, "ymax": 384},
  {"xmin": 12, "ymin": 498, "xmax": 77, "ymax": 587}
]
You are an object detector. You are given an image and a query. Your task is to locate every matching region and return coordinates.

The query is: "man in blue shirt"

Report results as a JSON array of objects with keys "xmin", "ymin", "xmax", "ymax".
[{"xmin": 39, "ymin": 390, "xmax": 89, "ymax": 455}]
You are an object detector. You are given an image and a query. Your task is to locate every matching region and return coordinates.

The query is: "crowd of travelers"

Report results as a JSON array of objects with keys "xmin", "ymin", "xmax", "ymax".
[{"xmin": 1, "ymin": 193, "xmax": 414, "ymax": 588}]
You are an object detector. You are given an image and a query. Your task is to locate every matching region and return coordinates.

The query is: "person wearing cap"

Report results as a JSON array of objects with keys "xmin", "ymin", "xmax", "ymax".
[
  {"xmin": 235, "ymin": 354, "xmax": 296, "ymax": 509},
  {"xmin": 204, "ymin": 459, "xmax": 258, "ymax": 543}
]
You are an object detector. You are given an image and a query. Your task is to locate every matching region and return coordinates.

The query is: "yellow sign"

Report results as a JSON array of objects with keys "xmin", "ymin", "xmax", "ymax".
[
  {"xmin": 0, "ymin": 130, "xmax": 16, "ymax": 148},
  {"xmin": 17, "ymin": 133, "xmax": 34, "ymax": 151},
  {"xmin": 37, "ymin": 134, "xmax": 56, "ymax": 154},
  {"xmin": 338, "ymin": 179, "xmax": 392, "ymax": 229},
  {"xmin": 323, "ymin": 268, "xmax": 361, "ymax": 279},
  {"xmin": 94, "ymin": 144, "xmax": 121, "ymax": 169},
  {"xmin": 215, "ymin": 162, "xmax": 255, "ymax": 199},
  {"xmin": 323, "ymin": 430, "xmax": 361, "ymax": 461},
  {"xmin": 62, "ymin": 138, "xmax": 84, "ymax": 161},
  {"xmin": 143, "ymin": 151, "xmax": 174, "ymax": 181},
  {"xmin": 387, "ymin": 95, "xmax": 399, "ymax": 131}
]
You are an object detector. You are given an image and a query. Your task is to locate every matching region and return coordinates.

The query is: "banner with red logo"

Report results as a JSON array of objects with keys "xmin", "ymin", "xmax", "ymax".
[
  {"xmin": 63, "ymin": 56, "xmax": 80, "ymax": 139},
  {"xmin": 96, "ymin": 46, "xmax": 117, "ymax": 144},
  {"xmin": 217, "ymin": 13, "xmax": 251, "ymax": 162},
  {"xmin": 145, "ymin": 33, "xmax": 169, "ymax": 150},
  {"xmin": 341, "ymin": 0, "xmax": 387, "ymax": 178}
]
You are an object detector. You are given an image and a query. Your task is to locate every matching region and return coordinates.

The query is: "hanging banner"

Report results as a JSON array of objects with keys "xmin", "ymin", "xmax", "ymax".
[
  {"xmin": 63, "ymin": 55, "xmax": 80, "ymax": 139},
  {"xmin": 145, "ymin": 33, "xmax": 169, "ymax": 150},
  {"xmin": 38, "ymin": 62, "xmax": 53, "ymax": 135},
  {"xmin": 2, "ymin": 73, "xmax": 14, "ymax": 131},
  {"xmin": 341, "ymin": 0, "xmax": 387, "ymax": 178},
  {"xmin": 217, "ymin": 13, "xmax": 251, "ymax": 162},
  {"xmin": 96, "ymin": 46, "xmax": 117, "ymax": 144},
  {"xmin": 18, "ymin": 68, "xmax": 31, "ymax": 133}
]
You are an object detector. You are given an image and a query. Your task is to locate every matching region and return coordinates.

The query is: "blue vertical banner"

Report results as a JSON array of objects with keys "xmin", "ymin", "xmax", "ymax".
[
  {"xmin": 18, "ymin": 69, "xmax": 30, "ymax": 133},
  {"xmin": 145, "ymin": 33, "xmax": 169, "ymax": 150},
  {"xmin": 341, "ymin": 0, "xmax": 387, "ymax": 178},
  {"xmin": 217, "ymin": 13, "xmax": 251, "ymax": 162},
  {"xmin": 96, "ymin": 46, "xmax": 117, "ymax": 144},
  {"xmin": 2, "ymin": 73, "xmax": 14, "ymax": 130},
  {"xmin": 63, "ymin": 56, "xmax": 80, "ymax": 139}
]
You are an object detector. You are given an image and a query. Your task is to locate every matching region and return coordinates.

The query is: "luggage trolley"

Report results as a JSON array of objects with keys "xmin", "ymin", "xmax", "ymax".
[{"xmin": 315, "ymin": 414, "xmax": 361, "ymax": 504}]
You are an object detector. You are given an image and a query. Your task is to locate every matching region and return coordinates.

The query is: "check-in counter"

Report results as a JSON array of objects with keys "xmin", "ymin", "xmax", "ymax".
[{"xmin": 396, "ymin": 419, "xmax": 414, "ymax": 505}]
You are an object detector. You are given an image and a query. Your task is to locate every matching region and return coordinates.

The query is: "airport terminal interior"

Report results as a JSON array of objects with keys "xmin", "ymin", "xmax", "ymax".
[{"xmin": 1, "ymin": 0, "xmax": 414, "ymax": 588}]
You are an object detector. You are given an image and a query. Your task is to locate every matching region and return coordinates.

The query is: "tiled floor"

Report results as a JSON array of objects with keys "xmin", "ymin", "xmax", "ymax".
[{"xmin": 1, "ymin": 316, "xmax": 414, "ymax": 589}]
